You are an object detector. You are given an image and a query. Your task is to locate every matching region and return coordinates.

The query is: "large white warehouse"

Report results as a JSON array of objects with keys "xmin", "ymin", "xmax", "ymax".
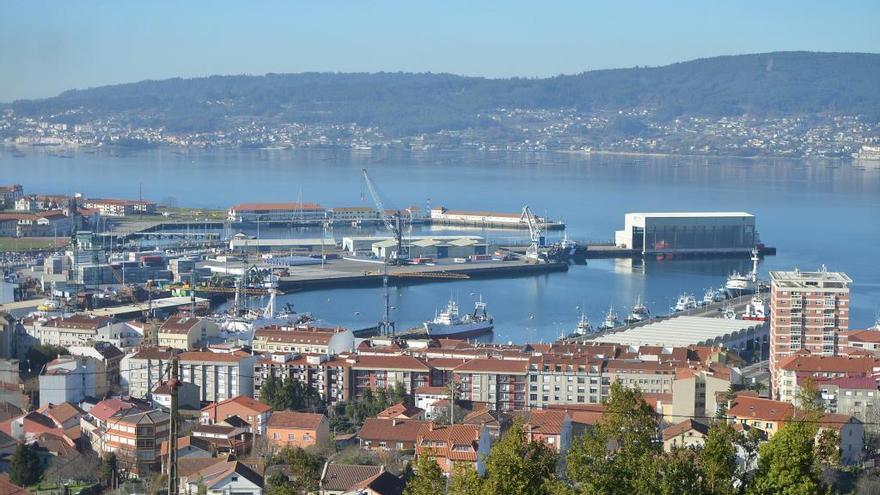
[{"xmin": 615, "ymin": 212, "xmax": 756, "ymax": 255}]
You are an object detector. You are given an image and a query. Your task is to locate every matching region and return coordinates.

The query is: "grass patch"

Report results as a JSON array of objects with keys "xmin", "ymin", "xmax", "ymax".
[{"xmin": 0, "ymin": 237, "xmax": 68, "ymax": 252}]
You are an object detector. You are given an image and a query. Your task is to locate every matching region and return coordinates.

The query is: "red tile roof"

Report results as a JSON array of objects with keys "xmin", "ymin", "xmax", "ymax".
[
  {"xmin": 453, "ymin": 358, "xmax": 529, "ymax": 374},
  {"xmin": 267, "ymin": 411, "xmax": 325, "ymax": 430},
  {"xmin": 377, "ymin": 403, "xmax": 424, "ymax": 419},
  {"xmin": 662, "ymin": 419, "xmax": 710, "ymax": 441},
  {"xmin": 349, "ymin": 355, "xmax": 430, "ymax": 372},
  {"xmin": 728, "ymin": 395, "xmax": 794, "ymax": 423},
  {"xmin": 776, "ymin": 354, "xmax": 876, "ymax": 374},
  {"xmin": 416, "ymin": 423, "xmax": 482, "ymax": 461},
  {"xmin": 524, "ymin": 410, "xmax": 569, "ymax": 435},
  {"xmin": 358, "ymin": 418, "xmax": 428, "ymax": 443}
]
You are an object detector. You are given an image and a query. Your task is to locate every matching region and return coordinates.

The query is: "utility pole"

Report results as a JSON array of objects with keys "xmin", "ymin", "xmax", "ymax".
[{"xmin": 166, "ymin": 357, "xmax": 180, "ymax": 495}]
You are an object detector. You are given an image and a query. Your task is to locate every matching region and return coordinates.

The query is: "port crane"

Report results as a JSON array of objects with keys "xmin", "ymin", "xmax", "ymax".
[
  {"xmin": 520, "ymin": 205, "xmax": 545, "ymax": 261},
  {"xmin": 361, "ymin": 168, "xmax": 408, "ymax": 263}
]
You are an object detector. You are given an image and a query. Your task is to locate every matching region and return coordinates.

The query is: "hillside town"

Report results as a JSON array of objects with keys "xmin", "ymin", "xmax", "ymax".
[{"xmin": 3, "ymin": 107, "xmax": 879, "ymax": 159}]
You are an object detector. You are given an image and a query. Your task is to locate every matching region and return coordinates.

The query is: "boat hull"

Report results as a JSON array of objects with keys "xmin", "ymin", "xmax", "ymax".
[{"xmin": 424, "ymin": 322, "xmax": 494, "ymax": 338}]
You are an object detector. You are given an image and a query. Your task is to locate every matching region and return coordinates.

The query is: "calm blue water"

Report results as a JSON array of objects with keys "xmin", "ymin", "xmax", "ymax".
[{"xmin": 2, "ymin": 148, "xmax": 879, "ymax": 341}]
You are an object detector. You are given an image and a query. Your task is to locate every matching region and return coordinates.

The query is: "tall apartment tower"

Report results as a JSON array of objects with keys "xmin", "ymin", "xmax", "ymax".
[{"xmin": 769, "ymin": 267, "xmax": 852, "ymax": 397}]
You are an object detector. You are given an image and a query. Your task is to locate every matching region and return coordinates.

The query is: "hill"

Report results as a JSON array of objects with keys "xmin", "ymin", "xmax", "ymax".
[{"xmin": 9, "ymin": 51, "xmax": 880, "ymax": 135}]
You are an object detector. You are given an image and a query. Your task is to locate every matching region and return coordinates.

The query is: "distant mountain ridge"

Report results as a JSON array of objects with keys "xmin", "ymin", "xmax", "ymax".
[{"xmin": 9, "ymin": 51, "xmax": 880, "ymax": 134}]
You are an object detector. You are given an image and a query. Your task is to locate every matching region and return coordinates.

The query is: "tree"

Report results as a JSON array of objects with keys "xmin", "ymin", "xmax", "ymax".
[
  {"xmin": 261, "ymin": 374, "xmax": 283, "ymax": 410},
  {"xmin": 566, "ymin": 381, "xmax": 659, "ymax": 495},
  {"xmin": 9, "ymin": 443, "xmax": 42, "ymax": 486},
  {"xmin": 280, "ymin": 447, "xmax": 323, "ymax": 495},
  {"xmin": 748, "ymin": 420, "xmax": 823, "ymax": 495},
  {"xmin": 700, "ymin": 422, "xmax": 738, "ymax": 495},
  {"xmin": 482, "ymin": 419, "xmax": 559, "ymax": 495},
  {"xmin": 651, "ymin": 448, "xmax": 707, "ymax": 495},
  {"xmin": 392, "ymin": 381, "xmax": 412, "ymax": 406},
  {"xmin": 449, "ymin": 462, "xmax": 483, "ymax": 495},
  {"xmin": 98, "ymin": 453, "xmax": 118, "ymax": 488},
  {"xmin": 404, "ymin": 454, "xmax": 446, "ymax": 495}
]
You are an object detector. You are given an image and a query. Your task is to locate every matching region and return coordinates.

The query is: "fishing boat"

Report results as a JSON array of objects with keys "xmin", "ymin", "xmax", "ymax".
[
  {"xmin": 702, "ymin": 288, "xmax": 718, "ymax": 306},
  {"xmin": 741, "ymin": 295, "xmax": 768, "ymax": 322},
  {"xmin": 568, "ymin": 312, "xmax": 593, "ymax": 338},
  {"xmin": 597, "ymin": 306, "xmax": 621, "ymax": 331},
  {"xmin": 423, "ymin": 298, "xmax": 494, "ymax": 338},
  {"xmin": 724, "ymin": 248, "xmax": 761, "ymax": 297},
  {"xmin": 624, "ymin": 296, "xmax": 651, "ymax": 324},
  {"xmin": 673, "ymin": 293, "xmax": 697, "ymax": 312}
]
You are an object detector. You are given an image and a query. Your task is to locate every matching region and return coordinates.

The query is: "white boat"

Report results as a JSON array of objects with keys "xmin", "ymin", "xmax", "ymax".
[
  {"xmin": 624, "ymin": 296, "xmax": 651, "ymax": 324},
  {"xmin": 702, "ymin": 288, "xmax": 717, "ymax": 306},
  {"xmin": 724, "ymin": 248, "xmax": 760, "ymax": 297},
  {"xmin": 741, "ymin": 295, "xmax": 768, "ymax": 322},
  {"xmin": 673, "ymin": 293, "xmax": 698, "ymax": 312},
  {"xmin": 423, "ymin": 298, "xmax": 494, "ymax": 338},
  {"xmin": 568, "ymin": 312, "xmax": 593, "ymax": 337},
  {"xmin": 722, "ymin": 303, "xmax": 737, "ymax": 320},
  {"xmin": 597, "ymin": 306, "xmax": 620, "ymax": 331}
]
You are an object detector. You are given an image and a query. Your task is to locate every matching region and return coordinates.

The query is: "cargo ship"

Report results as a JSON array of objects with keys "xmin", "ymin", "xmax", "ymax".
[{"xmin": 423, "ymin": 298, "xmax": 494, "ymax": 338}]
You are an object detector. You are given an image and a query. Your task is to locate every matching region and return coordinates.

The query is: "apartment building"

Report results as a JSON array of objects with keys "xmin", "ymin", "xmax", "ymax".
[
  {"xmin": 251, "ymin": 326, "xmax": 354, "ymax": 355},
  {"xmin": 23, "ymin": 314, "xmax": 142, "ymax": 350},
  {"xmin": 350, "ymin": 354, "xmax": 432, "ymax": 398},
  {"xmin": 774, "ymin": 354, "xmax": 876, "ymax": 404},
  {"xmin": 769, "ymin": 268, "xmax": 852, "ymax": 396},
  {"xmin": 453, "ymin": 358, "xmax": 529, "ymax": 412},
  {"xmin": 178, "ymin": 350, "xmax": 257, "ymax": 402},
  {"xmin": 82, "ymin": 198, "xmax": 156, "ymax": 217},
  {"xmin": 81, "ymin": 398, "xmax": 168, "ymax": 476},
  {"xmin": 122, "ymin": 347, "xmax": 177, "ymax": 400},
  {"xmin": 158, "ymin": 316, "xmax": 220, "ymax": 350},
  {"xmin": 672, "ymin": 364, "xmax": 738, "ymax": 423},
  {"xmin": 605, "ymin": 360, "xmax": 679, "ymax": 396},
  {"xmin": 527, "ymin": 355, "xmax": 605, "ymax": 408},
  {"xmin": 68, "ymin": 342, "xmax": 124, "ymax": 391},
  {"xmin": 38, "ymin": 355, "xmax": 105, "ymax": 407},
  {"xmin": 253, "ymin": 352, "xmax": 352, "ymax": 405}
]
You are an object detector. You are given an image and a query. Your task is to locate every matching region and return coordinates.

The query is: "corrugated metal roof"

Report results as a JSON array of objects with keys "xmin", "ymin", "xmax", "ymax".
[{"xmin": 592, "ymin": 316, "xmax": 763, "ymax": 347}]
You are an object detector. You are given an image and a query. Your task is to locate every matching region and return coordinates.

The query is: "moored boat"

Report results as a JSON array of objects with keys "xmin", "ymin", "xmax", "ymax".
[{"xmin": 423, "ymin": 298, "xmax": 494, "ymax": 338}]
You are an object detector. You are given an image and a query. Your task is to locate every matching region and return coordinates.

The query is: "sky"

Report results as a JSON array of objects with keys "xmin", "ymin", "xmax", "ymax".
[{"xmin": 0, "ymin": 1, "xmax": 878, "ymax": 102}]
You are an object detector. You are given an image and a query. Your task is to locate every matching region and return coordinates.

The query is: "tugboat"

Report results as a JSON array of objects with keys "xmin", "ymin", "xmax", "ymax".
[
  {"xmin": 673, "ymin": 293, "xmax": 698, "ymax": 312},
  {"xmin": 597, "ymin": 306, "xmax": 621, "ymax": 331},
  {"xmin": 568, "ymin": 312, "xmax": 593, "ymax": 338},
  {"xmin": 423, "ymin": 298, "xmax": 494, "ymax": 338},
  {"xmin": 741, "ymin": 295, "xmax": 768, "ymax": 322},
  {"xmin": 624, "ymin": 296, "xmax": 651, "ymax": 324}
]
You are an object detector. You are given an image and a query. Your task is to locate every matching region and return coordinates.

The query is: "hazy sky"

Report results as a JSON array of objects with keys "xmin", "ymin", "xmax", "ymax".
[{"xmin": 1, "ymin": 1, "xmax": 878, "ymax": 102}]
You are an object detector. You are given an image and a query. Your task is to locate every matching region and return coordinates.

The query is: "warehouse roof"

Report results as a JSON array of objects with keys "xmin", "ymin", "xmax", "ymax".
[
  {"xmin": 591, "ymin": 316, "xmax": 764, "ymax": 347},
  {"xmin": 627, "ymin": 212, "xmax": 753, "ymax": 218}
]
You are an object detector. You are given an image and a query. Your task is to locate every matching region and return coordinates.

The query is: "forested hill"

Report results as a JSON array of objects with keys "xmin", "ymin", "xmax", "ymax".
[{"xmin": 10, "ymin": 51, "xmax": 880, "ymax": 134}]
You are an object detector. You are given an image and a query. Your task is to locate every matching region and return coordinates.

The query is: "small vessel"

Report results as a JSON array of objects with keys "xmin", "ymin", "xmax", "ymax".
[
  {"xmin": 852, "ymin": 144, "xmax": 880, "ymax": 162},
  {"xmin": 701, "ymin": 288, "xmax": 717, "ymax": 306},
  {"xmin": 673, "ymin": 293, "xmax": 698, "ymax": 312},
  {"xmin": 724, "ymin": 248, "xmax": 760, "ymax": 297},
  {"xmin": 597, "ymin": 306, "xmax": 621, "ymax": 331},
  {"xmin": 423, "ymin": 298, "xmax": 494, "ymax": 338},
  {"xmin": 741, "ymin": 295, "xmax": 768, "ymax": 322},
  {"xmin": 722, "ymin": 302, "xmax": 737, "ymax": 320},
  {"xmin": 624, "ymin": 296, "xmax": 651, "ymax": 324},
  {"xmin": 568, "ymin": 312, "xmax": 593, "ymax": 338}
]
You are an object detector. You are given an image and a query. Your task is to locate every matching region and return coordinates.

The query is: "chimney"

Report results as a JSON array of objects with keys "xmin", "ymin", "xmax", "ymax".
[{"xmin": 429, "ymin": 422, "xmax": 434, "ymax": 431}]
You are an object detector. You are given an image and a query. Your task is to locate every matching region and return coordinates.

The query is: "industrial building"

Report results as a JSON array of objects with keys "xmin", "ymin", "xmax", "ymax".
[
  {"xmin": 430, "ymin": 206, "xmax": 563, "ymax": 230},
  {"xmin": 341, "ymin": 235, "xmax": 488, "ymax": 259},
  {"xmin": 615, "ymin": 212, "xmax": 757, "ymax": 255},
  {"xmin": 228, "ymin": 237, "xmax": 337, "ymax": 253},
  {"xmin": 592, "ymin": 316, "xmax": 768, "ymax": 353},
  {"xmin": 226, "ymin": 202, "xmax": 326, "ymax": 223}
]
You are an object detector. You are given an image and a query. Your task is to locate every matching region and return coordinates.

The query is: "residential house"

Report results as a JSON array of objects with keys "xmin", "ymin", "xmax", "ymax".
[
  {"xmin": 180, "ymin": 459, "xmax": 264, "ymax": 495},
  {"xmin": 99, "ymin": 408, "xmax": 169, "ymax": 476},
  {"xmin": 152, "ymin": 380, "xmax": 200, "ymax": 410},
  {"xmin": 662, "ymin": 419, "xmax": 710, "ymax": 452},
  {"xmin": 158, "ymin": 316, "xmax": 219, "ymax": 350},
  {"xmin": 727, "ymin": 394, "xmax": 794, "ymax": 437},
  {"xmin": 461, "ymin": 407, "xmax": 508, "ymax": 440},
  {"xmin": 190, "ymin": 417, "xmax": 253, "ymax": 456},
  {"xmin": 415, "ymin": 423, "xmax": 490, "ymax": 475},
  {"xmin": 377, "ymin": 403, "xmax": 425, "ymax": 420},
  {"xmin": 319, "ymin": 463, "xmax": 383, "ymax": 495},
  {"xmin": 522, "ymin": 409, "xmax": 572, "ymax": 453},
  {"xmin": 358, "ymin": 418, "xmax": 428, "ymax": 451},
  {"xmin": 200, "ymin": 396, "xmax": 272, "ymax": 435},
  {"xmin": 414, "ymin": 386, "xmax": 449, "ymax": 420},
  {"xmin": 774, "ymin": 354, "xmax": 877, "ymax": 404},
  {"xmin": 820, "ymin": 414, "xmax": 864, "ymax": 465},
  {"xmin": 342, "ymin": 471, "xmax": 405, "ymax": 495},
  {"xmin": 266, "ymin": 411, "xmax": 329, "ymax": 452}
]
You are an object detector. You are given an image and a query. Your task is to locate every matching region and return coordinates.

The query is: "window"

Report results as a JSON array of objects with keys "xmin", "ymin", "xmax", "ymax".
[
  {"xmin": 273, "ymin": 432, "xmax": 280, "ymax": 439},
  {"xmin": 288, "ymin": 433, "xmax": 295, "ymax": 440}
]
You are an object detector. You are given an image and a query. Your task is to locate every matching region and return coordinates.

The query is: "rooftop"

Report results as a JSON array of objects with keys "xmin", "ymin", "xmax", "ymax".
[
  {"xmin": 770, "ymin": 268, "xmax": 852, "ymax": 289},
  {"xmin": 592, "ymin": 316, "xmax": 765, "ymax": 347},
  {"xmin": 267, "ymin": 411, "xmax": 325, "ymax": 430}
]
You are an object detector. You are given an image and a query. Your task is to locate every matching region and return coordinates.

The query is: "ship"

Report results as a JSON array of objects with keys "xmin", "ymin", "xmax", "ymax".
[
  {"xmin": 568, "ymin": 312, "xmax": 593, "ymax": 338},
  {"xmin": 423, "ymin": 298, "xmax": 494, "ymax": 338},
  {"xmin": 724, "ymin": 248, "xmax": 761, "ymax": 297},
  {"xmin": 597, "ymin": 305, "xmax": 621, "ymax": 331},
  {"xmin": 741, "ymin": 295, "xmax": 768, "ymax": 322},
  {"xmin": 673, "ymin": 293, "xmax": 697, "ymax": 312},
  {"xmin": 624, "ymin": 296, "xmax": 651, "ymax": 324}
]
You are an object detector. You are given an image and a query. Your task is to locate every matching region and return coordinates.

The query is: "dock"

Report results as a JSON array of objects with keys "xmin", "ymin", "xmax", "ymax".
[
  {"xmin": 277, "ymin": 259, "xmax": 569, "ymax": 292},
  {"xmin": 87, "ymin": 296, "xmax": 210, "ymax": 318}
]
